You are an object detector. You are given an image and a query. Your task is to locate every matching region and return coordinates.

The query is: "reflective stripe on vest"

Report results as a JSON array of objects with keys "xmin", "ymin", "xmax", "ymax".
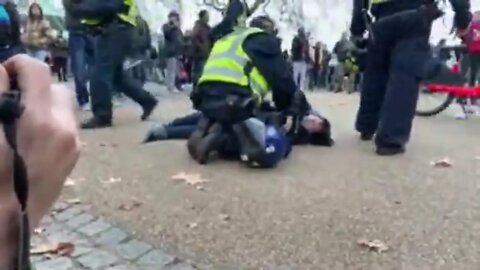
[
  {"xmin": 118, "ymin": 0, "xmax": 137, "ymax": 26},
  {"xmin": 371, "ymin": 0, "xmax": 392, "ymax": 4},
  {"xmin": 199, "ymin": 27, "xmax": 270, "ymax": 104},
  {"xmin": 82, "ymin": 0, "xmax": 138, "ymax": 27}
]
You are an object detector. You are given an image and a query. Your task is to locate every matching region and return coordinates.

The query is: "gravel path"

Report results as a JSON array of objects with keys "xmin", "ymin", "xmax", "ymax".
[{"xmin": 58, "ymin": 87, "xmax": 480, "ymax": 270}]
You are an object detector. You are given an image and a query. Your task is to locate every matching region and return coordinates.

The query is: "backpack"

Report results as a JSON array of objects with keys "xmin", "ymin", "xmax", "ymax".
[
  {"xmin": 463, "ymin": 14, "xmax": 480, "ymax": 54},
  {"xmin": 0, "ymin": 3, "xmax": 12, "ymax": 47}
]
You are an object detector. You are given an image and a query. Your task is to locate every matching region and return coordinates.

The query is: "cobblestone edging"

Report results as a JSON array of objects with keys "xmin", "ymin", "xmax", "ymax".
[{"xmin": 32, "ymin": 202, "xmax": 197, "ymax": 270}]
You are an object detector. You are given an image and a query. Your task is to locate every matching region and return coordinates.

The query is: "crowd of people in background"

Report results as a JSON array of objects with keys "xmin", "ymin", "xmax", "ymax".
[
  {"xmin": 5, "ymin": 0, "xmax": 480, "ymax": 117},
  {"xmin": 2, "ymin": 0, "xmax": 371, "ymax": 113}
]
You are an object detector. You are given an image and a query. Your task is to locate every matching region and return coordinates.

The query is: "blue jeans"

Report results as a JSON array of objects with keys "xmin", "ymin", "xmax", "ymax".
[
  {"xmin": 27, "ymin": 48, "xmax": 48, "ymax": 62},
  {"xmin": 69, "ymin": 32, "xmax": 95, "ymax": 106},
  {"xmin": 165, "ymin": 112, "xmax": 202, "ymax": 139}
]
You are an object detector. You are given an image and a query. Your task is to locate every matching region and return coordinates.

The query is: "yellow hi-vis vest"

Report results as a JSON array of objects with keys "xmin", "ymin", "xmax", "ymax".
[
  {"xmin": 198, "ymin": 27, "xmax": 270, "ymax": 104},
  {"xmin": 371, "ymin": 0, "xmax": 392, "ymax": 4},
  {"xmin": 82, "ymin": 0, "xmax": 138, "ymax": 27}
]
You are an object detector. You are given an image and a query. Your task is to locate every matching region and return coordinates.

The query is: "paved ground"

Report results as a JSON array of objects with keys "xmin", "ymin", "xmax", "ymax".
[
  {"xmin": 32, "ymin": 202, "xmax": 196, "ymax": 270},
  {"xmin": 44, "ymin": 84, "xmax": 480, "ymax": 270}
]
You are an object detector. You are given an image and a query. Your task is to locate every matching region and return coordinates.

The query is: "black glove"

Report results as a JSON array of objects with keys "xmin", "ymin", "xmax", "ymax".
[{"xmin": 190, "ymin": 87, "xmax": 202, "ymax": 110}]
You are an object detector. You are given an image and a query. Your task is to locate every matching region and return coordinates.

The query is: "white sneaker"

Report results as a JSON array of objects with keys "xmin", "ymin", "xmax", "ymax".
[{"xmin": 455, "ymin": 112, "xmax": 468, "ymax": 120}]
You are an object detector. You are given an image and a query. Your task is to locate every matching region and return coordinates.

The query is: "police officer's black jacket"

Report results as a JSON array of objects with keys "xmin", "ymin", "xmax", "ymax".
[
  {"xmin": 200, "ymin": 32, "xmax": 297, "ymax": 112},
  {"xmin": 65, "ymin": 0, "xmax": 125, "ymax": 22},
  {"xmin": 62, "ymin": 0, "xmax": 88, "ymax": 33},
  {"xmin": 351, "ymin": 0, "xmax": 472, "ymax": 36}
]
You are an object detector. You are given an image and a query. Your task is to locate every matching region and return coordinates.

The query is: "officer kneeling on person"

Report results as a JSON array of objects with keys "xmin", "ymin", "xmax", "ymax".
[
  {"xmin": 351, "ymin": 0, "xmax": 472, "ymax": 156},
  {"xmin": 188, "ymin": 16, "xmax": 306, "ymax": 168},
  {"xmin": 69, "ymin": 0, "xmax": 158, "ymax": 129}
]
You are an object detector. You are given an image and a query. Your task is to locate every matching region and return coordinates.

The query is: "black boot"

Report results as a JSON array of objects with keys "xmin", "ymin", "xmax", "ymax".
[
  {"xmin": 376, "ymin": 145, "xmax": 405, "ymax": 156},
  {"xmin": 187, "ymin": 117, "xmax": 212, "ymax": 162},
  {"xmin": 141, "ymin": 99, "xmax": 158, "ymax": 121},
  {"xmin": 195, "ymin": 123, "xmax": 225, "ymax": 164},
  {"xmin": 360, "ymin": 133, "xmax": 374, "ymax": 141},
  {"xmin": 81, "ymin": 117, "xmax": 112, "ymax": 129}
]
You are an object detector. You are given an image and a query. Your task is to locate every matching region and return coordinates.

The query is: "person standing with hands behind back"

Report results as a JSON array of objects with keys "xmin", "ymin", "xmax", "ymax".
[
  {"xmin": 291, "ymin": 27, "xmax": 310, "ymax": 91},
  {"xmin": 163, "ymin": 11, "xmax": 184, "ymax": 93},
  {"xmin": 21, "ymin": 3, "xmax": 52, "ymax": 62}
]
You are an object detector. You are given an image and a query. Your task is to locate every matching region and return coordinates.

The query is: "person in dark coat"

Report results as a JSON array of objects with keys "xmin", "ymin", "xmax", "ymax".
[
  {"xmin": 310, "ymin": 42, "xmax": 323, "ymax": 89},
  {"xmin": 291, "ymin": 27, "xmax": 310, "ymax": 90},
  {"xmin": 50, "ymin": 31, "xmax": 69, "ymax": 82},
  {"xmin": 162, "ymin": 11, "xmax": 184, "ymax": 92},
  {"xmin": 191, "ymin": 9, "xmax": 211, "ymax": 85}
]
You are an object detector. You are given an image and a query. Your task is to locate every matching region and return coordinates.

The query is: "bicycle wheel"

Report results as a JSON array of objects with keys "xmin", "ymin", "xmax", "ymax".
[{"xmin": 415, "ymin": 85, "xmax": 455, "ymax": 117}]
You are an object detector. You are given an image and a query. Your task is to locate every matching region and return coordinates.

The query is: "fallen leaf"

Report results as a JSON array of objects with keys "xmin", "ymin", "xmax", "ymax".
[
  {"xmin": 118, "ymin": 200, "xmax": 142, "ymax": 211},
  {"xmin": 357, "ymin": 239, "xmax": 389, "ymax": 253},
  {"xmin": 51, "ymin": 205, "xmax": 68, "ymax": 215},
  {"xmin": 219, "ymin": 214, "xmax": 231, "ymax": 221},
  {"xmin": 103, "ymin": 177, "xmax": 122, "ymax": 184},
  {"xmin": 64, "ymin": 178, "xmax": 76, "ymax": 187},
  {"xmin": 65, "ymin": 198, "xmax": 81, "ymax": 205},
  {"xmin": 31, "ymin": 242, "xmax": 75, "ymax": 257},
  {"xmin": 172, "ymin": 172, "xmax": 209, "ymax": 186},
  {"xmin": 187, "ymin": 222, "xmax": 198, "ymax": 229},
  {"xmin": 430, "ymin": 158, "xmax": 453, "ymax": 168},
  {"xmin": 99, "ymin": 142, "xmax": 118, "ymax": 148},
  {"xmin": 33, "ymin": 227, "xmax": 45, "ymax": 235}
]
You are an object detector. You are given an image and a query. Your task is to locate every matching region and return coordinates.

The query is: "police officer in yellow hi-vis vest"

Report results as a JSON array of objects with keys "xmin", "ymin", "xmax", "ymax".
[
  {"xmin": 70, "ymin": 0, "xmax": 157, "ymax": 129},
  {"xmin": 188, "ymin": 16, "xmax": 306, "ymax": 164}
]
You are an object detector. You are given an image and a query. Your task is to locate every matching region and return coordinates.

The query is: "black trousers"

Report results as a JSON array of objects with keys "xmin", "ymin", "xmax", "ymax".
[
  {"xmin": 89, "ymin": 23, "xmax": 156, "ymax": 121},
  {"xmin": 355, "ymin": 9, "xmax": 431, "ymax": 148},
  {"xmin": 53, "ymin": 57, "xmax": 68, "ymax": 82}
]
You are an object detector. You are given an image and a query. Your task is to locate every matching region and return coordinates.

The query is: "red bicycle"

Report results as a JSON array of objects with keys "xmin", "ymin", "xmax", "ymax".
[{"xmin": 415, "ymin": 45, "xmax": 480, "ymax": 117}]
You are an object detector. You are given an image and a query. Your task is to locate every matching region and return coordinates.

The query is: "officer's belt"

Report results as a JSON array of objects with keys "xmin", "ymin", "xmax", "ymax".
[{"xmin": 0, "ymin": 85, "xmax": 31, "ymax": 270}]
